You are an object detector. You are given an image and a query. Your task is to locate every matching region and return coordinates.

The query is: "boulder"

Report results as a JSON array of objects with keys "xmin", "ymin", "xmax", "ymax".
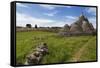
[{"xmin": 25, "ymin": 43, "xmax": 49, "ymax": 65}]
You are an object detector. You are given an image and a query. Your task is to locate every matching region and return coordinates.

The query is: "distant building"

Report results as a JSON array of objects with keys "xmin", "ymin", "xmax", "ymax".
[{"xmin": 26, "ymin": 24, "xmax": 32, "ymax": 28}]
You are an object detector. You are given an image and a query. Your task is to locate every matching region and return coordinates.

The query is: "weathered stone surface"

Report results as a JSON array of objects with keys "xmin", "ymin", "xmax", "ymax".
[
  {"xmin": 89, "ymin": 23, "xmax": 95, "ymax": 31},
  {"xmin": 82, "ymin": 21, "xmax": 94, "ymax": 33},
  {"xmin": 75, "ymin": 14, "xmax": 86, "ymax": 26},
  {"xmin": 60, "ymin": 24, "xmax": 70, "ymax": 32},
  {"xmin": 70, "ymin": 23, "xmax": 82, "ymax": 33},
  {"xmin": 25, "ymin": 43, "xmax": 49, "ymax": 65}
]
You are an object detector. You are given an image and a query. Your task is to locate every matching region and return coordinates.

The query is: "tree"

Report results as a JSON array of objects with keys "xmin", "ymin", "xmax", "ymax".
[
  {"xmin": 26, "ymin": 24, "xmax": 32, "ymax": 28},
  {"xmin": 35, "ymin": 24, "xmax": 38, "ymax": 28}
]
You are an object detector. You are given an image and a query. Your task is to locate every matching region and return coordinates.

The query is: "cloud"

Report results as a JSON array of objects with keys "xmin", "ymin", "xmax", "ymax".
[
  {"xmin": 65, "ymin": 16, "xmax": 77, "ymax": 20},
  {"xmin": 16, "ymin": 3, "xmax": 28, "ymax": 8},
  {"xmin": 44, "ymin": 13, "xmax": 54, "ymax": 17},
  {"xmin": 16, "ymin": 12, "xmax": 66, "ymax": 27},
  {"xmin": 44, "ymin": 11, "xmax": 58, "ymax": 16},
  {"xmin": 87, "ymin": 8, "xmax": 96, "ymax": 15},
  {"xmin": 65, "ymin": 6, "xmax": 72, "ymax": 8},
  {"xmin": 16, "ymin": 12, "xmax": 96, "ymax": 28},
  {"xmin": 16, "ymin": 12, "xmax": 55, "ymax": 27},
  {"xmin": 39, "ymin": 4, "xmax": 56, "ymax": 10},
  {"xmin": 39, "ymin": 4, "xmax": 72, "ymax": 10}
]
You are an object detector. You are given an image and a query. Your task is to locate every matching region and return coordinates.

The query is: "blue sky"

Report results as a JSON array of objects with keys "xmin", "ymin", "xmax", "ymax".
[{"xmin": 16, "ymin": 3, "xmax": 96, "ymax": 28}]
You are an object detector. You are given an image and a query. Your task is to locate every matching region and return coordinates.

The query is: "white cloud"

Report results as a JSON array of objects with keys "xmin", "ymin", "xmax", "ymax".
[
  {"xmin": 16, "ymin": 12, "xmax": 55, "ymax": 27},
  {"xmin": 16, "ymin": 3, "xmax": 28, "ymax": 8},
  {"xmin": 16, "ymin": 12, "xmax": 66, "ymax": 27},
  {"xmin": 65, "ymin": 6, "xmax": 72, "ymax": 8},
  {"xmin": 87, "ymin": 8, "xmax": 96, "ymax": 15},
  {"xmin": 39, "ymin": 4, "xmax": 72, "ymax": 10},
  {"xmin": 39, "ymin": 4, "xmax": 56, "ymax": 10},
  {"xmin": 44, "ymin": 11, "xmax": 58, "ymax": 16},
  {"xmin": 65, "ymin": 16, "xmax": 77, "ymax": 20},
  {"xmin": 65, "ymin": 19, "xmax": 76, "ymax": 25},
  {"xmin": 44, "ymin": 13, "xmax": 54, "ymax": 17}
]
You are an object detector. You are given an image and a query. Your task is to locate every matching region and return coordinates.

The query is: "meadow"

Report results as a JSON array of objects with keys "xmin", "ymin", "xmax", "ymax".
[{"xmin": 16, "ymin": 31, "xmax": 97, "ymax": 64}]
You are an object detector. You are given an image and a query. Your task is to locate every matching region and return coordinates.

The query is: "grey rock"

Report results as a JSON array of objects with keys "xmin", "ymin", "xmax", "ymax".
[{"xmin": 25, "ymin": 43, "xmax": 48, "ymax": 65}]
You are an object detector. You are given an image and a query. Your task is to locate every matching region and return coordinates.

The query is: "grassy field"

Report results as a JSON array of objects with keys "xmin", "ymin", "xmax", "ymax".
[{"xmin": 16, "ymin": 31, "xmax": 97, "ymax": 64}]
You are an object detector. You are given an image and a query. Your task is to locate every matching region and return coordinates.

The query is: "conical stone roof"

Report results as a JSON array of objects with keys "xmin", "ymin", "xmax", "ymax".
[
  {"xmin": 70, "ymin": 23, "xmax": 83, "ymax": 32},
  {"xmin": 59, "ymin": 13, "xmax": 95, "ymax": 36},
  {"xmin": 89, "ymin": 23, "xmax": 95, "ymax": 31},
  {"xmin": 82, "ymin": 21, "xmax": 94, "ymax": 33}
]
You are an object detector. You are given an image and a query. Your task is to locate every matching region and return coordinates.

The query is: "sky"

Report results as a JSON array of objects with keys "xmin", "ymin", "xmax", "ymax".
[{"xmin": 16, "ymin": 3, "xmax": 96, "ymax": 28}]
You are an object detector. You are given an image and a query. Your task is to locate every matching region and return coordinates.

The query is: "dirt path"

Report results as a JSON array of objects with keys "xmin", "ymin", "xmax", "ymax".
[{"xmin": 70, "ymin": 38, "xmax": 93, "ymax": 62}]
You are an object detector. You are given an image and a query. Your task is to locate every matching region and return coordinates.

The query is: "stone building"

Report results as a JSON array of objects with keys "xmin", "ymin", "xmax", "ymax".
[{"xmin": 59, "ymin": 13, "xmax": 96, "ymax": 36}]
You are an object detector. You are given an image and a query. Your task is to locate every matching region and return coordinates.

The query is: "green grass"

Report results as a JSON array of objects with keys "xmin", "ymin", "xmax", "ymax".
[
  {"xmin": 16, "ymin": 31, "xmax": 97, "ymax": 64},
  {"xmin": 79, "ymin": 37, "xmax": 97, "ymax": 61}
]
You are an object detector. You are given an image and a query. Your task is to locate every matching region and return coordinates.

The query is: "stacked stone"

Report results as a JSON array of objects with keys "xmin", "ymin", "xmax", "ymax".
[{"xmin": 25, "ymin": 43, "xmax": 49, "ymax": 65}]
